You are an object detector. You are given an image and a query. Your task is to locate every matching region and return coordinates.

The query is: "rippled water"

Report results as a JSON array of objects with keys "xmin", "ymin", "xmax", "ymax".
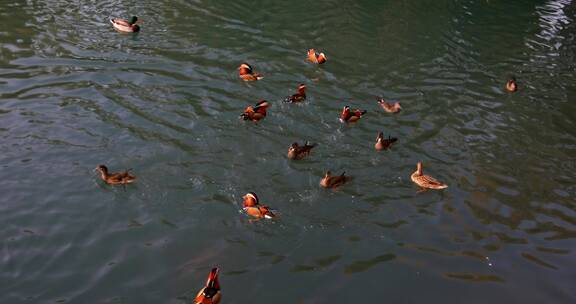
[{"xmin": 1, "ymin": 0, "xmax": 576, "ymax": 303}]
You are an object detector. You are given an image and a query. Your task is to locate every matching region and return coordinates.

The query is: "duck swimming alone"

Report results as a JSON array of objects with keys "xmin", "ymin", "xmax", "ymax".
[
  {"xmin": 339, "ymin": 105, "xmax": 366, "ymax": 123},
  {"xmin": 110, "ymin": 16, "xmax": 140, "ymax": 33},
  {"xmin": 240, "ymin": 100, "xmax": 269, "ymax": 122},
  {"xmin": 320, "ymin": 171, "xmax": 350, "ymax": 188},
  {"xmin": 375, "ymin": 132, "xmax": 398, "ymax": 151},
  {"xmin": 410, "ymin": 162, "xmax": 448, "ymax": 190},
  {"xmin": 283, "ymin": 84, "xmax": 307, "ymax": 103},
  {"xmin": 506, "ymin": 77, "xmax": 518, "ymax": 92},
  {"xmin": 238, "ymin": 63, "xmax": 263, "ymax": 81},
  {"xmin": 307, "ymin": 49, "xmax": 327, "ymax": 64},
  {"xmin": 95, "ymin": 165, "xmax": 136, "ymax": 185},
  {"xmin": 377, "ymin": 97, "xmax": 401, "ymax": 113},
  {"xmin": 287, "ymin": 141, "xmax": 316, "ymax": 160},
  {"xmin": 194, "ymin": 268, "xmax": 221, "ymax": 304},
  {"xmin": 242, "ymin": 192, "xmax": 275, "ymax": 219}
]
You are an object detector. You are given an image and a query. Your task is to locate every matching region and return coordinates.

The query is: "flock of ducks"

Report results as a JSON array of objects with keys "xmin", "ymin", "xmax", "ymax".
[{"xmin": 98, "ymin": 16, "xmax": 521, "ymax": 303}]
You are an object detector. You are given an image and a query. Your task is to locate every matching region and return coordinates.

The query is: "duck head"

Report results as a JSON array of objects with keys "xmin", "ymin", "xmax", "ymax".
[
  {"xmin": 238, "ymin": 63, "xmax": 253, "ymax": 75},
  {"xmin": 243, "ymin": 192, "xmax": 259, "ymax": 207},
  {"xmin": 129, "ymin": 16, "xmax": 139, "ymax": 24},
  {"xmin": 297, "ymin": 84, "xmax": 306, "ymax": 94},
  {"xmin": 416, "ymin": 162, "xmax": 423, "ymax": 175}
]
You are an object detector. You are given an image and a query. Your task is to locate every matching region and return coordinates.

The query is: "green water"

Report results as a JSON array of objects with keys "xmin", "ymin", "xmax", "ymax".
[{"xmin": 1, "ymin": 0, "xmax": 575, "ymax": 303}]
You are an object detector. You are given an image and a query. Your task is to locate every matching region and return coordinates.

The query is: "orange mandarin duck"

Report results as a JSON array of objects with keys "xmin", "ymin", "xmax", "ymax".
[
  {"xmin": 95, "ymin": 165, "xmax": 136, "ymax": 185},
  {"xmin": 238, "ymin": 63, "xmax": 263, "ymax": 81},
  {"xmin": 307, "ymin": 49, "xmax": 327, "ymax": 64},
  {"xmin": 240, "ymin": 100, "xmax": 269, "ymax": 122},
  {"xmin": 287, "ymin": 141, "xmax": 316, "ymax": 160},
  {"xmin": 320, "ymin": 171, "xmax": 351, "ymax": 189},
  {"xmin": 377, "ymin": 97, "xmax": 401, "ymax": 113},
  {"xmin": 506, "ymin": 77, "xmax": 517, "ymax": 92},
  {"xmin": 283, "ymin": 84, "xmax": 307, "ymax": 103},
  {"xmin": 339, "ymin": 105, "xmax": 366, "ymax": 123},
  {"xmin": 194, "ymin": 268, "xmax": 221, "ymax": 304},
  {"xmin": 242, "ymin": 192, "xmax": 275, "ymax": 219},
  {"xmin": 411, "ymin": 162, "xmax": 448, "ymax": 190},
  {"xmin": 375, "ymin": 132, "xmax": 398, "ymax": 151}
]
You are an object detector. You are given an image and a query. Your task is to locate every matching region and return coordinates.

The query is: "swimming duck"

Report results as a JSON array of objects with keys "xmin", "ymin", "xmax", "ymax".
[
  {"xmin": 95, "ymin": 165, "xmax": 136, "ymax": 185},
  {"xmin": 283, "ymin": 84, "xmax": 307, "ymax": 103},
  {"xmin": 410, "ymin": 162, "xmax": 448, "ymax": 190},
  {"xmin": 307, "ymin": 49, "xmax": 327, "ymax": 64},
  {"xmin": 339, "ymin": 106, "xmax": 367, "ymax": 123},
  {"xmin": 375, "ymin": 132, "xmax": 398, "ymax": 151},
  {"xmin": 506, "ymin": 77, "xmax": 517, "ymax": 92},
  {"xmin": 238, "ymin": 63, "xmax": 263, "ymax": 81},
  {"xmin": 320, "ymin": 171, "xmax": 350, "ymax": 188},
  {"xmin": 242, "ymin": 192, "xmax": 275, "ymax": 219},
  {"xmin": 110, "ymin": 16, "xmax": 140, "ymax": 33},
  {"xmin": 194, "ymin": 268, "xmax": 221, "ymax": 304},
  {"xmin": 240, "ymin": 100, "xmax": 269, "ymax": 122},
  {"xmin": 377, "ymin": 97, "xmax": 401, "ymax": 113},
  {"xmin": 287, "ymin": 141, "xmax": 316, "ymax": 160}
]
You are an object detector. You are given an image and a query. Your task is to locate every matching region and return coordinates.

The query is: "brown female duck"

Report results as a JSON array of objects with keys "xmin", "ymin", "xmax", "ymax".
[
  {"xmin": 238, "ymin": 63, "xmax": 263, "ymax": 81},
  {"xmin": 410, "ymin": 162, "xmax": 448, "ymax": 190},
  {"xmin": 242, "ymin": 192, "xmax": 275, "ymax": 219},
  {"xmin": 377, "ymin": 97, "xmax": 401, "ymax": 113},
  {"xmin": 287, "ymin": 141, "xmax": 316, "ymax": 160},
  {"xmin": 375, "ymin": 132, "xmax": 398, "ymax": 151},
  {"xmin": 283, "ymin": 84, "xmax": 307, "ymax": 103},
  {"xmin": 110, "ymin": 16, "xmax": 140, "ymax": 33},
  {"xmin": 194, "ymin": 268, "xmax": 221, "ymax": 304},
  {"xmin": 320, "ymin": 171, "xmax": 350, "ymax": 188},
  {"xmin": 506, "ymin": 77, "xmax": 518, "ymax": 92},
  {"xmin": 95, "ymin": 165, "xmax": 136, "ymax": 185}
]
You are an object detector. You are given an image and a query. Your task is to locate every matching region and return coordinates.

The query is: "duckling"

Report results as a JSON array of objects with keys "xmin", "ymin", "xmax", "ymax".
[
  {"xmin": 110, "ymin": 16, "xmax": 140, "ymax": 33},
  {"xmin": 95, "ymin": 165, "xmax": 136, "ymax": 185},
  {"xmin": 242, "ymin": 192, "xmax": 275, "ymax": 219},
  {"xmin": 339, "ymin": 105, "xmax": 367, "ymax": 123},
  {"xmin": 240, "ymin": 100, "xmax": 269, "ymax": 122},
  {"xmin": 194, "ymin": 268, "xmax": 221, "ymax": 304},
  {"xmin": 320, "ymin": 171, "xmax": 350, "ymax": 188},
  {"xmin": 283, "ymin": 84, "xmax": 307, "ymax": 103},
  {"xmin": 307, "ymin": 49, "xmax": 327, "ymax": 64},
  {"xmin": 410, "ymin": 162, "xmax": 448, "ymax": 190},
  {"xmin": 375, "ymin": 132, "xmax": 398, "ymax": 151},
  {"xmin": 506, "ymin": 77, "xmax": 517, "ymax": 92},
  {"xmin": 287, "ymin": 141, "xmax": 316, "ymax": 160},
  {"xmin": 238, "ymin": 63, "xmax": 263, "ymax": 81},
  {"xmin": 377, "ymin": 97, "xmax": 401, "ymax": 113}
]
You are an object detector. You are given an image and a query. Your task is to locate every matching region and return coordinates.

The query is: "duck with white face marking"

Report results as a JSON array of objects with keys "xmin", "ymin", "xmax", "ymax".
[
  {"xmin": 242, "ymin": 192, "xmax": 275, "ymax": 219},
  {"xmin": 339, "ymin": 105, "xmax": 366, "ymax": 123},
  {"xmin": 238, "ymin": 63, "xmax": 263, "ymax": 81},
  {"xmin": 240, "ymin": 100, "xmax": 269, "ymax": 122}
]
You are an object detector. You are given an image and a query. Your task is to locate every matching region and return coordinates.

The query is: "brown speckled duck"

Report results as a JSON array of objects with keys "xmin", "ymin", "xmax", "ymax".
[
  {"xmin": 307, "ymin": 49, "xmax": 327, "ymax": 64},
  {"xmin": 320, "ymin": 171, "xmax": 350, "ymax": 188},
  {"xmin": 506, "ymin": 77, "xmax": 517, "ymax": 92},
  {"xmin": 377, "ymin": 97, "xmax": 401, "ymax": 113},
  {"xmin": 375, "ymin": 132, "xmax": 398, "ymax": 151},
  {"xmin": 238, "ymin": 63, "xmax": 263, "ymax": 81},
  {"xmin": 410, "ymin": 162, "xmax": 448, "ymax": 190},
  {"xmin": 287, "ymin": 141, "xmax": 316, "ymax": 160},
  {"xmin": 242, "ymin": 192, "xmax": 275, "ymax": 219},
  {"xmin": 339, "ymin": 106, "xmax": 366, "ymax": 123},
  {"xmin": 284, "ymin": 84, "xmax": 306, "ymax": 103},
  {"xmin": 194, "ymin": 268, "xmax": 221, "ymax": 304},
  {"xmin": 240, "ymin": 100, "xmax": 269, "ymax": 122},
  {"xmin": 95, "ymin": 165, "xmax": 136, "ymax": 185},
  {"xmin": 110, "ymin": 16, "xmax": 140, "ymax": 33}
]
